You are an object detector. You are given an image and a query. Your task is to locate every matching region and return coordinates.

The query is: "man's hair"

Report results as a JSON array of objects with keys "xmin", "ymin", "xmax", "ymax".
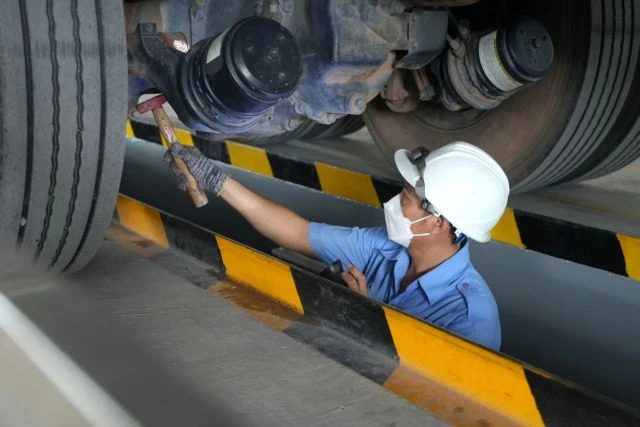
[
  {"xmin": 424, "ymin": 204, "xmax": 458, "ymax": 244},
  {"xmin": 447, "ymin": 221, "xmax": 457, "ymax": 244}
]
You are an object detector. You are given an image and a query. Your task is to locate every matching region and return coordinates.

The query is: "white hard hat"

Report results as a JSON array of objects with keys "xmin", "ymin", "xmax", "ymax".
[{"xmin": 394, "ymin": 142, "xmax": 509, "ymax": 243}]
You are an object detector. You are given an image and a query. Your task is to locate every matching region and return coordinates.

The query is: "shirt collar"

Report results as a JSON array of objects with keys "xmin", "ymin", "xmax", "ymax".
[
  {"xmin": 416, "ymin": 240, "xmax": 470, "ymax": 300},
  {"xmin": 379, "ymin": 237, "xmax": 471, "ymax": 299}
]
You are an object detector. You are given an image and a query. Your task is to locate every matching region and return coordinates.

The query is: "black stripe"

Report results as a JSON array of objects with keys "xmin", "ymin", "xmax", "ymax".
[
  {"xmin": 123, "ymin": 217, "xmax": 399, "ymax": 384},
  {"xmin": 159, "ymin": 213, "xmax": 225, "ymax": 278},
  {"xmin": 524, "ymin": 369, "xmax": 640, "ymax": 425},
  {"xmin": 36, "ymin": 0, "xmax": 61, "ymax": 259},
  {"xmin": 290, "ymin": 268, "xmax": 398, "ymax": 359},
  {"xmin": 51, "ymin": 0, "xmax": 84, "ymax": 268},
  {"xmin": 372, "ymin": 178, "xmax": 402, "ymax": 205},
  {"xmin": 283, "ymin": 321, "xmax": 398, "ymax": 385},
  {"xmin": 193, "ymin": 134, "xmax": 231, "ymax": 164},
  {"xmin": 130, "ymin": 121, "xmax": 163, "ymax": 145},
  {"xmin": 514, "ymin": 211, "xmax": 627, "ymax": 276},
  {"xmin": 128, "ymin": 122, "xmax": 636, "ymax": 279},
  {"xmin": 143, "ymin": 204, "xmax": 398, "ymax": 359},
  {"xmin": 114, "ymin": 206, "xmax": 640, "ymax": 421},
  {"xmin": 147, "ymin": 211, "xmax": 399, "ymax": 383},
  {"xmin": 16, "ymin": 0, "xmax": 34, "ymax": 248},
  {"xmin": 267, "ymin": 153, "xmax": 322, "ymax": 190},
  {"xmin": 64, "ymin": 0, "xmax": 107, "ymax": 271}
]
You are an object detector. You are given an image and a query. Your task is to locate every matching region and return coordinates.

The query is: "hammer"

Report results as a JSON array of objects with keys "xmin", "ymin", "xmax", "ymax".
[{"xmin": 136, "ymin": 95, "xmax": 208, "ymax": 208}]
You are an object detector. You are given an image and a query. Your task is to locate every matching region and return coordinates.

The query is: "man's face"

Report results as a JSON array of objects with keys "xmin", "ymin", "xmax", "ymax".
[
  {"xmin": 400, "ymin": 183, "xmax": 429, "ymax": 222},
  {"xmin": 399, "ymin": 182, "xmax": 448, "ymax": 237}
]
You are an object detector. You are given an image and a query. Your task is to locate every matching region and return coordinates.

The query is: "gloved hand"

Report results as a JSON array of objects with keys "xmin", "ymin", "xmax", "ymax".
[{"xmin": 164, "ymin": 144, "xmax": 230, "ymax": 196}]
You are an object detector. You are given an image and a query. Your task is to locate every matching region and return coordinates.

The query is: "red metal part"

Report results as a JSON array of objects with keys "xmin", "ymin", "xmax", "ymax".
[{"xmin": 136, "ymin": 94, "xmax": 167, "ymax": 114}]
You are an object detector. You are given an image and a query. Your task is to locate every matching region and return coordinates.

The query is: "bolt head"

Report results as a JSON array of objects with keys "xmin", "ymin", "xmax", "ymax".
[
  {"xmin": 391, "ymin": 1, "xmax": 405, "ymax": 14},
  {"xmin": 531, "ymin": 38, "xmax": 543, "ymax": 49},
  {"xmin": 279, "ymin": 0, "xmax": 294, "ymax": 14},
  {"xmin": 348, "ymin": 94, "xmax": 367, "ymax": 114},
  {"xmin": 286, "ymin": 118, "xmax": 302, "ymax": 131}
]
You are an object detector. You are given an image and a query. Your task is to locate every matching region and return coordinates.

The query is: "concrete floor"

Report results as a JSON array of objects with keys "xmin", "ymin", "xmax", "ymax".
[
  {"xmin": 121, "ymin": 140, "xmax": 640, "ymax": 409},
  {"xmin": 0, "ymin": 239, "xmax": 446, "ymax": 427}
]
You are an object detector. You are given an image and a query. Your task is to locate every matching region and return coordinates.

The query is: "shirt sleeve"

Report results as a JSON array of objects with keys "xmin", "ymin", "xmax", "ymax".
[
  {"xmin": 447, "ymin": 282, "xmax": 502, "ymax": 351},
  {"xmin": 308, "ymin": 223, "xmax": 387, "ymax": 271},
  {"xmin": 447, "ymin": 316, "xmax": 500, "ymax": 352}
]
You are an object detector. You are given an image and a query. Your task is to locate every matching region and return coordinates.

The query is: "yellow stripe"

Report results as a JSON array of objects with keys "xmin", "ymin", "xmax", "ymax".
[
  {"xmin": 617, "ymin": 233, "xmax": 640, "ymax": 281},
  {"xmin": 209, "ymin": 280, "xmax": 297, "ymax": 331},
  {"xmin": 314, "ymin": 162, "xmax": 381, "ymax": 207},
  {"xmin": 383, "ymin": 306, "xmax": 544, "ymax": 426},
  {"xmin": 215, "ymin": 236, "xmax": 303, "ymax": 313},
  {"xmin": 491, "ymin": 208, "xmax": 526, "ymax": 248},
  {"xmin": 174, "ymin": 128, "xmax": 195, "ymax": 147},
  {"xmin": 384, "ymin": 364, "xmax": 514, "ymax": 426},
  {"xmin": 107, "ymin": 225, "xmax": 169, "ymax": 259},
  {"xmin": 225, "ymin": 141, "xmax": 274, "ymax": 177},
  {"xmin": 115, "ymin": 196, "xmax": 169, "ymax": 248},
  {"xmin": 125, "ymin": 121, "xmax": 134, "ymax": 138}
]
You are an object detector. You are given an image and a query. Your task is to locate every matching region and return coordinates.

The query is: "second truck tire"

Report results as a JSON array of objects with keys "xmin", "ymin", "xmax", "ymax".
[{"xmin": 365, "ymin": 0, "xmax": 640, "ymax": 192}]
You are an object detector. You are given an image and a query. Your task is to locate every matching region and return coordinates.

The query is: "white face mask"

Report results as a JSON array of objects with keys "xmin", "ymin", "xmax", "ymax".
[{"xmin": 383, "ymin": 194, "xmax": 433, "ymax": 248}]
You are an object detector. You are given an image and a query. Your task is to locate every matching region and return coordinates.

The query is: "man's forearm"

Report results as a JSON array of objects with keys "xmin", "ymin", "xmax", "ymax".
[
  {"xmin": 165, "ymin": 145, "xmax": 314, "ymax": 256},
  {"xmin": 220, "ymin": 178, "xmax": 313, "ymax": 255}
]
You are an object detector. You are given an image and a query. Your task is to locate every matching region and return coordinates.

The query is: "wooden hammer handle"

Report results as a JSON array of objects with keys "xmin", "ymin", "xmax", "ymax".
[{"xmin": 152, "ymin": 108, "xmax": 209, "ymax": 208}]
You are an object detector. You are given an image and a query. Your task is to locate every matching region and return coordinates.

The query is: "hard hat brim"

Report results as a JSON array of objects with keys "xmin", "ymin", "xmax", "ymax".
[{"xmin": 394, "ymin": 149, "xmax": 421, "ymax": 187}]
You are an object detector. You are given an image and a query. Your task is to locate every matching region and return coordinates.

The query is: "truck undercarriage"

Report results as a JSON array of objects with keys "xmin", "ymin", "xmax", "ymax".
[
  {"xmin": 125, "ymin": 0, "xmax": 640, "ymax": 191},
  {"xmin": 1, "ymin": 0, "xmax": 639, "ymax": 272}
]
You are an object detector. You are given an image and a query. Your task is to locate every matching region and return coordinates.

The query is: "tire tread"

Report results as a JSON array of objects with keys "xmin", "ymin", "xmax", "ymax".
[
  {"xmin": 17, "ymin": 0, "xmax": 34, "ymax": 248},
  {"xmin": 36, "ymin": 0, "xmax": 62, "ymax": 259},
  {"xmin": 63, "ymin": 0, "xmax": 110, "ymax": 271},
  {"xmin": 51, "ymin": 0, "xmax": 84, "ymax": 268}
]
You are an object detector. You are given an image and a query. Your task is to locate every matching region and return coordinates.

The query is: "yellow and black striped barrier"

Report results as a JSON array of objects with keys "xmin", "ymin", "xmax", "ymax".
[
  {"xmin": 114, "ymin": 194, "xmax": 640, "ymax": 426},
  {"xmin": 126, "ymin": 120, "xmax": 640, "ymax": 282}
]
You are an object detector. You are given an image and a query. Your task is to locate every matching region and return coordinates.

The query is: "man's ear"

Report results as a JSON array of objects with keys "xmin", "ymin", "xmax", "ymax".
[{"xmin": 431, "ymin": 216, "xmax": 448, "ymax": 234}]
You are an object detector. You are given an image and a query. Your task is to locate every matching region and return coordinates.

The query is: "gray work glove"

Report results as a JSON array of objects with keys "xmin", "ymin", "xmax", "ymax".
[{"xmin": 164, "ymin": 144, "xmax": 230, "ymax": 196}]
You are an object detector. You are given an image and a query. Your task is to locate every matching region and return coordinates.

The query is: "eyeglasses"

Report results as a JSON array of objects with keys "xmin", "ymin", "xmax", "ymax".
[
  {"xmin": 409, "ymin": 147, "xmax": 435, "ymax": 213},
  {"xmin": 422, "ymin": 199, "xmax": 441, "ymax": 217}
]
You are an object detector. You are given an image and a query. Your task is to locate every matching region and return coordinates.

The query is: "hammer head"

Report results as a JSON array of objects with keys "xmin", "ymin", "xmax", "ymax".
[{"xmin": 136, "ymin": 94, "xmax": 167, "ymax": 114}]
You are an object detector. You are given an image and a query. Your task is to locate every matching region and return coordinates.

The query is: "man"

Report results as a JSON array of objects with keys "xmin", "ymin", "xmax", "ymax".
[{"xmin": 165, "ymin": 141, "xmax": 509, "ymax": 351}]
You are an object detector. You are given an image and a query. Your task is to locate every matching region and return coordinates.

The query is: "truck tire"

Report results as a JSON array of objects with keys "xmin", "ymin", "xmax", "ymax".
[
  {"xmin": 301, "ymin": 116, "xmax": 365, "ymax": 141},
  {"xmin": 236, "ymin": 115, "xmax": 365, "ymax": 146},
  {"xmin": 365, "ymin": 0, "xmax": 640, "ymax": 192},
  {"xmin": 0, "ymin": 0, "xmax": 126, "ymax": 273}
]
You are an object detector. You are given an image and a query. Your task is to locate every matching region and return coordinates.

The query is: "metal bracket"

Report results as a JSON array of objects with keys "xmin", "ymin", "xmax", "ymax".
[{"xmin": 395, "ymin": 9, "xmax": 449, "ymax": 69}]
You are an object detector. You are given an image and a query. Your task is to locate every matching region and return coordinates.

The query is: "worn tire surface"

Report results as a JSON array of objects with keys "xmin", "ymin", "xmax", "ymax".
[{"xmin": 0, "ymin": 0, "xmax": 126, "ymax": 273}]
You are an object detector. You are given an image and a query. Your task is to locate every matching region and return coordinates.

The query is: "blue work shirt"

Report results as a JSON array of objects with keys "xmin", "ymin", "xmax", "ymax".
[{"xmin": 308, "ymin": 223, "xmax": 501, "ymax": 351}]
